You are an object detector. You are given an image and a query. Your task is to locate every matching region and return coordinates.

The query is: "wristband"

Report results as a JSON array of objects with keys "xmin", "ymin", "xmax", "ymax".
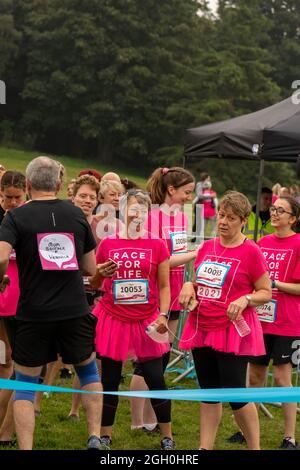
[
  {"xmin": 159, "ymin": 312, "xmax": 168, "ymax": 318},
  {"xmin": 271, "ymin": 280, "xmax": 276, "ymax": 289}
]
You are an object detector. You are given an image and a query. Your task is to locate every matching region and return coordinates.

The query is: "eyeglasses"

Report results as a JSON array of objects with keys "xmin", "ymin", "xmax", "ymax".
[
  {"xmin": 270, "ymin": 206, "xmax": 293, "ymax": 216},
  {"xmin": 76, "ymin": 193, "xmax": 97, "ymax": 202}
]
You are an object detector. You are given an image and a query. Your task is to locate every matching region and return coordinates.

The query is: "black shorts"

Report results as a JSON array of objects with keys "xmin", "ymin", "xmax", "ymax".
[
  {"xmin": 249, "ymin": 334, "xmax": 300, "ymax": 368},
  {"xmin": 168, "ymin": 310, "xmax": 181, "ymax": 321},
  {"xmin": 12, "ymin": 314, "xmax": 97, "ymax": 367}
]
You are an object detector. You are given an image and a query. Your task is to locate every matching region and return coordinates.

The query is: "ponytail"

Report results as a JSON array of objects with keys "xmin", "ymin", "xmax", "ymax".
[{"xmin": 146, "ymin": 167, "xmax": 195, "ymax": 205}]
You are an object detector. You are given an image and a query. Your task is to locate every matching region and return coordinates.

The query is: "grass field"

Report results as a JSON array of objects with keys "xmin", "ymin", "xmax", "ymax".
[
  {"xmin": 0, "ymin": 145, "xmax": 299, "ymax": 451},
  {"xmin": 0, "ymin": 146, "xmax": 148, "ymax": 196},
  {"xmin": 25, "ymin": 365, "xmax": 300, "ymax": 451}
]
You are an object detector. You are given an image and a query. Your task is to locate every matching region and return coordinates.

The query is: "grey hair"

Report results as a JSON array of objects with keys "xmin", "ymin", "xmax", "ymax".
[{"xmin": 26, "ymin": 156, "xmax": 64, "ymax": 191}]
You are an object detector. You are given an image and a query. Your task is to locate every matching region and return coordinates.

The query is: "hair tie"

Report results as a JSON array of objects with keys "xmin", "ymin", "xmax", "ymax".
[{"xmin": 161, "ymin": 167, "xmax": 169, "ymax": 175}]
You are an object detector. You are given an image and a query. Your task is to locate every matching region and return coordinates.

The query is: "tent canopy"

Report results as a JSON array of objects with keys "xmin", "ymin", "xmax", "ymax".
[{"xmin": 184, "ymin": 97, "xmax": 300, "ymax": 163}]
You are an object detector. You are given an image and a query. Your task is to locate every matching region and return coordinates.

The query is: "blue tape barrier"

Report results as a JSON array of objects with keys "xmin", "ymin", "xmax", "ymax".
[{"xmin": 1, "ymin": 379, "xmax": 300, "ymax": 402}]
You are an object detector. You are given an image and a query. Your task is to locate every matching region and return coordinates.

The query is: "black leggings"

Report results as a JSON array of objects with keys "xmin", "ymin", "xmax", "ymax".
[
  {"xmin": 192, "ymin": 347, "xmax": 248, "ymax": 411},
  {"xmin": 101, "ymin": 356, "xmax": 171, "ymax": 427}
]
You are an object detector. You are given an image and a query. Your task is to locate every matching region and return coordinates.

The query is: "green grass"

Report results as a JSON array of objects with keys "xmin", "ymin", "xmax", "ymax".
[
  {"xmin": 4, "ymin": 364, "xmax": 297, "ymax": 451},
  {"xmin": 0, "ymin": 146, "xmax": 148, "ymax": 196}
]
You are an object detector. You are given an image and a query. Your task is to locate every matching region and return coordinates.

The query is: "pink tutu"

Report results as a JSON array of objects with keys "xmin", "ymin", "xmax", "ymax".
[
  {"xmin": 179, "ymin": 311, "xmax": 266, "ymax": 356},
  {"xmin": 94, "ymin": 305, "xmax": 170, "ymax": 362}
]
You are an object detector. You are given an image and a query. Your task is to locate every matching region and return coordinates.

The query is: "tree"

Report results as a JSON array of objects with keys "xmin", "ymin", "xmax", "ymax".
[{"xmin": 18, "ymin": 0, "xmax": 203, "ymax": 164}]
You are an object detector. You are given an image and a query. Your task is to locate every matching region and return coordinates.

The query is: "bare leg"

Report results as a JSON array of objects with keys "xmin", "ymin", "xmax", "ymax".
[
  {"xmin": 199, "ymin": 403, "xmax": 222, "ymax": 450},
  {"xmin": 0, "ymin": 390, "xmax": 13, "ymax": 427},
  {"xmin": 34, "ymin": 358, "xmax": 62, "ymax": 413},
  {"xmin": 13, "ymin": 364, "xmax": 42, "ymax": 450},
  {"xmin": 273, "ymin": 364, "xmax": 297, "ymax": 440},
  {"xmin": 249, "ymin": 364, "xmax": 268, "ymax": 412},
  {"xmin": 130, "ymin": 374, "xmax": 146, "ymax": 428},
  {"xmin": 233, "ymin": 403, "xmax": 260, "ymax": 450},
  {"xmin": 0, "ymin": 321, "xmax": 13, "ymax": 380},
  {"xmin": 0, "ymin": 395, "xmax": 14, "ymax": 442},
  {"xmin": 68, "ymin": 375, "xmax": 81, "ymax": 419},
  {"xmin": 76, "ymin": 354, "xmax": 102, "ymax": 438}
]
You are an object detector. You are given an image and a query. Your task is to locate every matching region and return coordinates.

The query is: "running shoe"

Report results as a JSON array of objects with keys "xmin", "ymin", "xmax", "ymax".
[
  {"xmin": 279, "ymin": 438, "xmax": 298, "ymax": 450},
  {"xmin": 99, "ymin": 435, "xmax": 112, "ymax": 450},
  {"xmin": 227, "ymin": 431, "xmax": 246, "ymax": 444},
  {"xmin": 87, "ymin": 435, "xmax": 102, "ymax": 451},
  {"xmin": 160, "ymin": 437, "xmax": 176, "ymax": 450}
]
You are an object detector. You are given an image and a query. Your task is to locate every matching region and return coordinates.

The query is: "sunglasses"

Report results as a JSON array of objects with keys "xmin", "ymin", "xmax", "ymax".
[{"xmin": 270, "ymin": 205, "xmax": 293, "ymax": 216}]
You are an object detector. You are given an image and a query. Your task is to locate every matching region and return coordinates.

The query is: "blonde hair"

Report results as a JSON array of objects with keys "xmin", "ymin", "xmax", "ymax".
[
  {"xmin": 272, "ymin": 183, "xmax": 281, "ymax": 196},
  {"xmin": 219, "ymin": 191, "xmax": 252, "ymax": 220},
  {"xmin": 99, "ymin": 180, "xmax": 124, "ymax": 199}
]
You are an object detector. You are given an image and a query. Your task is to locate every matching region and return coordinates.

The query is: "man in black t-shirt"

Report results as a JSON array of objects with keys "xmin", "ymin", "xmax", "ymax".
[{"xmin": 0, "ymin": 156, "xmax": 104, "ymax": 450}]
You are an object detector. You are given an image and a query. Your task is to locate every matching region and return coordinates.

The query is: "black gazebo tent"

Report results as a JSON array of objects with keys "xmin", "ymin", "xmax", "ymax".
[{"xmin": 184, "ymin": 96, "xmax": 300, "ymax": 240}]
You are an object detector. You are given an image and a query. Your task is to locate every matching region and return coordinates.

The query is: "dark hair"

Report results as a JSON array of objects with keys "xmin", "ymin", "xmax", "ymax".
[
  {"xmin": 278, "ymin": 196, "xmax": 300, "ymax": 231},
  {"xmin": 200, "ymin": 172, "xmax": 209, "ymax": 182},
  {"xmin": 146, "ymin": 167, "xmax": 195, "ymax": 205},
  {"xmin": 121, "ymin": 178, "xmax": 139, "ymax": 191},
  {"xmin": 261, "ymin": 187, "xmax": 272, "ymax": 194},
  {"xmin": 1, "ymin": 170, "xmax": 26, "ymax": 192},
  {"xmin": 78, "ymin": 168, "xmax": 102, "ymax": 182}
]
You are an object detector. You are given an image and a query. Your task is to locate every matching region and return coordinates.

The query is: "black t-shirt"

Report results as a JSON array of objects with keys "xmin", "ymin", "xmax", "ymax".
[{"xmin": 0, "ymin": 199, "xmax": 96, "ymax": 321}]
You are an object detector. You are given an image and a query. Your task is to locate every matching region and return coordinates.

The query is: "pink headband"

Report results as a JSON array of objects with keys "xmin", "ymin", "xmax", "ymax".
[{"xmin": 161, "ymin": 167, "xmax": 169, "ymax": 175}]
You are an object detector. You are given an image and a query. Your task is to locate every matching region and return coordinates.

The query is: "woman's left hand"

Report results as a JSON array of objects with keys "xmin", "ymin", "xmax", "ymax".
[
  {"xmin": 154, "ymin": 315, "xmax": 168, "ymax": 334},
  {"xmin": 227, "ymin": 296, "xmax": 248, "ymax": 321}
]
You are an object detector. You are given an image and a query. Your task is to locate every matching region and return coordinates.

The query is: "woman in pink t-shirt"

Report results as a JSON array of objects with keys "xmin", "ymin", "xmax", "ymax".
[
  {"xmin": 91, "ymin": 189, "xmax": 175, "ymax": 450},
  {"xmin": 130, "ymin": 167, "xmax": 197, "ymax": 430},
  {"xmin": 0, "ymin": 170, "xmax": 26, "ymax": 447},
  {"xmin": 249, "ymin": 196, "xmax": 300, "ymax": 449},
  {"xmin": 179, "ymin": 191, "xmax": 271, "ymax": 450}
]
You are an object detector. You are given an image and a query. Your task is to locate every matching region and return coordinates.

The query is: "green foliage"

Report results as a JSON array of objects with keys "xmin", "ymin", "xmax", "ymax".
[{"xmin": 0, "ymin": 0, "xmax": 299, "ymax": 189}]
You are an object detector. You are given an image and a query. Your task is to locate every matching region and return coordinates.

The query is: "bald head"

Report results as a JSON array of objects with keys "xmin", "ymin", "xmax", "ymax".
[{"xmin": 102, "ymin": 172, "xmax": 121, "ymax": 183}]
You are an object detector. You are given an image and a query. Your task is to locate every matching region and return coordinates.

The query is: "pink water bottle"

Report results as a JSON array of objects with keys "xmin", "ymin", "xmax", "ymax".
[{"xmin": 232, "ymin": 316, "xmax": 251, "ymax": 337}]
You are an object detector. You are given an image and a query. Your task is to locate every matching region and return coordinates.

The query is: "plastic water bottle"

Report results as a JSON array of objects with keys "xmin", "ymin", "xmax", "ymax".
[
  {"xmin": 232, "ymin": 316, "xmax": 251, "ymax": 337},
  {"xmin": 145, "ymin": 324, "xmax": 169, "ymax": 343}
]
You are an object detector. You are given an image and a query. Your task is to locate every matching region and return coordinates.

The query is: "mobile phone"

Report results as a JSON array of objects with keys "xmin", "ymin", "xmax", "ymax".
[{"xmin": 108, "ymin": 258, "xmax": 118, "ymax": 267}]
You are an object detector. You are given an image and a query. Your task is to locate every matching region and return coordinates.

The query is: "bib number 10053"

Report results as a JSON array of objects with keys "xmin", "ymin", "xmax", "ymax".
[{"xmin": 113, "ymin": 280, "xmax": 149, "ymax": 304}]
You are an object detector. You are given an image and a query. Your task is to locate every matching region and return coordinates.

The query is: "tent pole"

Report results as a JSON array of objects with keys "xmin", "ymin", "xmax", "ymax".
[{"xmin": 254, "ymin": 159, "xmax": 265, "ymax": 242}]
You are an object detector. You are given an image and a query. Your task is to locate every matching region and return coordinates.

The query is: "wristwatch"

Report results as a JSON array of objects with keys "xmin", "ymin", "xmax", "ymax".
[
  {"xmin": 271, "ymin": 280, "xmax": 277, "ymax": 289},
  {"xmin": 245, "ymin": 294, "xmax": 252, "ymax": 306}
]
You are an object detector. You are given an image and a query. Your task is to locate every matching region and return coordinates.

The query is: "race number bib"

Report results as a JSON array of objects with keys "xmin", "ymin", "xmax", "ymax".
[
  {"xmin": 37, "ymin": 233, "xmax": 79, "ymax": 271},
  {"xmin": 170, "ymin": 231, "xmax": 188, "ymax": 255},
  {"xmin": 197, "ymin": 285, "xmax": 222, "ymax": 300},
  {"xmin": 196, "ymin": 262, "xmax": 230, "ymax": 288},
  {"xmin": 256, "ymin": 300, "xmax": 277, "ymax": 323},
  {"xmin": 113, "ymin": 279, "xmax": 149, "ymax": 304}
]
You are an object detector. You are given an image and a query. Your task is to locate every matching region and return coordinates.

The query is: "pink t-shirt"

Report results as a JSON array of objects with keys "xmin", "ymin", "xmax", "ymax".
[
  {"xmin": 94, "ymin": 232, "xmax": 169, "ymax": 322},
  {"xmin": 0, "ymin": 250, "xmax": 19, "ymax": 316},
  {"xmin": 193, "ymin": 238, "xmax": 268, "ymax": 331},
  {"xmin": 258, "ymin": 233, "xmax": 300, "ymax": 336},
  {"xmin": 146, "ymin": 208, "xmax": 188, "ymax": 311},
  {"xmin": 203, "ymin": 189, "xmax": 217, "ymax": 219}
]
